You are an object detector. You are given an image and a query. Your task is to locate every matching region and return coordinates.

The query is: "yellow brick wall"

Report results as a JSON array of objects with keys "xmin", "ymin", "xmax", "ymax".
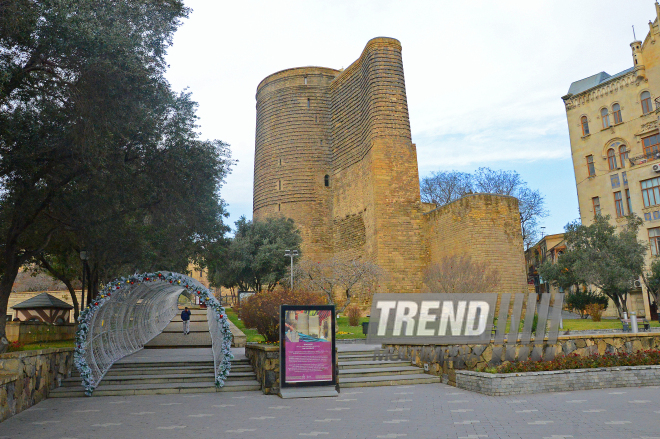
[{"xmin": 423, "ymin": 194, "xmax": 528, "ymax": 295}]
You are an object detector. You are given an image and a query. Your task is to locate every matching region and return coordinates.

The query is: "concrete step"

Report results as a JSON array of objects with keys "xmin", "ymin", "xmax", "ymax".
[
  {"xmin": 50, "ymin": 379, "xmax": 261, "ymax": 397},
  {"xmin": 145, "ymin": 332, "xmax": 212, "ymax": 348},
  {"xmin": 338, "ymin": 366, "xmax": 424, "ymax": 379},
  {"xmin": 63, "ymin": 371, "xmax": 257, "ymax": 387},
  {"xmin": 337, "ymin": 353, "xmax": 381, "ymax": 361},
  {"xmin": 164, "ymin": 321, "xmax": 209, "ymax": 332},
  {"xmin": 338, "ymin": 360, "xmax": 410, "ymax": 370},
  {"xmin": 90, "ymin": 364, "xmax": 253, "ymax": 377},
  {"xmin": 340, "ymin": 373, "xmax": 441, "ymax": 388},
  {"xmin": 110, "ymin": 359, "xmax": 248, "ymax": 369}
]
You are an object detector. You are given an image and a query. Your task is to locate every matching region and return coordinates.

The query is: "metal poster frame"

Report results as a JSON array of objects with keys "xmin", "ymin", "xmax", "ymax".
[{"xmin": 280, "ymin": 304, "xmax": 336, "ymax": 388}]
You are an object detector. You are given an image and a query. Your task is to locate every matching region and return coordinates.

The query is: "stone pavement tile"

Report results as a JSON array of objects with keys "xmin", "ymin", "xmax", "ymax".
[{"xmin": 1, "ymin": 385, "xmax": 660, "ymax": 438}]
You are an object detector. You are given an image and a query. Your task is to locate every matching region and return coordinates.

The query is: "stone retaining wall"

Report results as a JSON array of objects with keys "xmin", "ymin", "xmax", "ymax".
[
  {"xmin": 455, "ymin": 365, "xmax": 660, "ymax": 396},
  {"xmin": 6, "ymin": 322, "xmax": 76, "ymax": 344},
  {"xmin": 245, "ymin": 344, "xmax": 280, "ymax": 395},
  {"xmin": 386, "ymin": 332, "xmax": 660, "ymax": 385},
  {"xmin": 0, "ymin": 348, "xmax": 74, "ymax": 423}
]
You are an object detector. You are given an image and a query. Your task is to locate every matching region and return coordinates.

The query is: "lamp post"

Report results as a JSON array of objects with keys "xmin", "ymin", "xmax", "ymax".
[
  {"xmin": 284, "ymin": 250, "xmax": 298, "ymax": 290},
  {"xmin": 80, "ymin": 251, "xmax": 88, "ymax": 309}
]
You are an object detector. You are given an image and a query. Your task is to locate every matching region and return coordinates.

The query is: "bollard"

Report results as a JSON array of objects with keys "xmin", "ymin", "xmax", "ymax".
[
  {"xmin": 631, "ymin": 312, "xmax": 639, "ymax": 333},
  {"xmin": 623, "ymin": 311, "xmax": 628, "ymax": 320}
]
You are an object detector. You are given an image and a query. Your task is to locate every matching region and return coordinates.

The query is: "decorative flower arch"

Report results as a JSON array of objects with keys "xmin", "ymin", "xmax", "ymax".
[{"xmin": 74, "ymin": 271, "xmax": 233, "ymax": 395}]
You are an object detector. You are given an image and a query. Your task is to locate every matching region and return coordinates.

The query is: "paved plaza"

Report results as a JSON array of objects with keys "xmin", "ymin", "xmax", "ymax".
[{"xmin": 1, "ymin": 381, "xmax": 658, "ymax": 439}]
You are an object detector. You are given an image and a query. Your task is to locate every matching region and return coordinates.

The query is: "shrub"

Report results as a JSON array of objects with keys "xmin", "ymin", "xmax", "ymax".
[
  {"xmin": 239, "ymin": 288, "xmax": 326, "ymax": 342},
  {"xmin": 346, "ymin": 306, "xmax": 362, "ymax": 326},
  {"xmin": 565, "ymin": 289, "xmax": 608, "ymax": 318},
  {"xmin": 584, "ymin": 303, "xmax": 605, "ymax": 322},
  {"xmin": 495, "ymin": 350, "xmax": 660, "ymax": 373}
]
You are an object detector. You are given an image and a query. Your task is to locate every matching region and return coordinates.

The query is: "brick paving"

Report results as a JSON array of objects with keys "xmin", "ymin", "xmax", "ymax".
[{"xmin": 1, "ymin": 382, "xmax": 658, "ymax": 438}]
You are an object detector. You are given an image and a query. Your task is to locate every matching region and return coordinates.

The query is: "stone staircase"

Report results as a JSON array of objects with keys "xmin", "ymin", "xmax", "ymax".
[
  {"xmin": 52, "ymin": 308, "xmax": 259, "ymax": 397},
  {"xmin": 338, "ymin": 348, "xmax": 441, "ymax": 388}
]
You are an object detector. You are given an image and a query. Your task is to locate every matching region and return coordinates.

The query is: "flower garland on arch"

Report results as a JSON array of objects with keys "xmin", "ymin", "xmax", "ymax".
[{"xmin": 74, "ymin": 271, "xmax": 234, "ymax": 395}]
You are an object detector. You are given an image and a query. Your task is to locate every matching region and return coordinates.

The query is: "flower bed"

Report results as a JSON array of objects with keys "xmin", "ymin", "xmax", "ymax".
[{"xmin": 493, "ymin": 350, "xmax": 660, "ymax": 373}]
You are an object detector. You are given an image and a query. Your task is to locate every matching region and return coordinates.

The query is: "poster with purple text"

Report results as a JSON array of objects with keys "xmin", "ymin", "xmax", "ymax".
[{"xmin": 282, "ymin": 308, "xmax": 334, "ymax": 384}]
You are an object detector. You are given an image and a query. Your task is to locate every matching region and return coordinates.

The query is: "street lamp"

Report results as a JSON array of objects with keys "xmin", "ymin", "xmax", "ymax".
[
  {"xmin": 284, "ymin": 250, "xmax": 299, "ymax": 290},
  {"xmin": 80, "ymin": 251, "xmax": 89, "ymax": 309}
]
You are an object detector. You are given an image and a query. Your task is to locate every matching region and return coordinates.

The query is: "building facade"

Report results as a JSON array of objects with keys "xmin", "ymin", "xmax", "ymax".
[
  {"xmin": 253, "ymin": 37, "xmax": 528, "ymax": 297},
  {"xmin": 562, "ymin": 3, "xmax": 660, "ymax": 318}
]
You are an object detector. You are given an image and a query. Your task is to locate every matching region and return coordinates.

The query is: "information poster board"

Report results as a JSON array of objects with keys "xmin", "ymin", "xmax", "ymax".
[{"xmin": 280, "ymin": 304, "xmax": 336, "ymax": 388}]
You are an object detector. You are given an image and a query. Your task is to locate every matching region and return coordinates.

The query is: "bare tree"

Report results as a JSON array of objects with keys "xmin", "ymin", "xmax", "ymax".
[
  {"xmin": 423, "ymin": 255, "xmax": 500, "ymax": 295},
  {"xmin": 294, "ymin": 257, "xmax": 384, "ymax": 313},
  {"xmin": 420, "ymin": 171, "xmax": 472, "ymax": 205}
]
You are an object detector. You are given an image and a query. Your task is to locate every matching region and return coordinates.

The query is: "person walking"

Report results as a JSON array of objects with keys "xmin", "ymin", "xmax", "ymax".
[{"xmin": 181, "ymin": 307, "xmax": 191, "ymax": 335}]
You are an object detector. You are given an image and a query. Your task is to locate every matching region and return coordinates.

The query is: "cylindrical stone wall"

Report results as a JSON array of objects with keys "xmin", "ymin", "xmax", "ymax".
[{"xmin": 253, "ymin": 67, "xmax": 339, "ymax": 261}]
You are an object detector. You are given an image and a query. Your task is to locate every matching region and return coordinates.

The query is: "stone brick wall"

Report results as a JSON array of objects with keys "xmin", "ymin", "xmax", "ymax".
[
  {"xmin": 0, "ymin": 348, "xmax": 74, "ymax": 422},
  {"xmin": 423, "ymin": 193, "xmax": 528, "ymax": 295},
  {"xmin": 455, "ymin": 365, "xmax": 660, "ymax": 396},
  {"xmin": 245, "ymin": 344, "xmax": 280, "ymax": 395},
  {"xmin": 386, "ymin": 332, "xmax": 660, "ymax": 384}
]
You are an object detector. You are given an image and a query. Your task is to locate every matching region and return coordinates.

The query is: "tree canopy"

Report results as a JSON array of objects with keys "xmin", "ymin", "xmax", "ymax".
[
  {"xmin": 539, "ymin": 215, "xmax": 646, "ymax": 317},
  {"xmin": 209, "ymin": 217, "xmax": 302, "ymax": 293},
  {"xmin": 0, "ymin": 0, "xmax": 232, "ymax": 353}
]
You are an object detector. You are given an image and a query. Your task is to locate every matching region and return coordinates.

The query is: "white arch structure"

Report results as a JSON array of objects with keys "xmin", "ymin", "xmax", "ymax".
[{"xmin": 74, "ymin": 271, "xmax": 232, "ymax": 395}]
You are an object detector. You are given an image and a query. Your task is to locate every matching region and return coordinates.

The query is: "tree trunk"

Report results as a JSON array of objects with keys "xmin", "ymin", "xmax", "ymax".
[
  {"xmin": 0, "ymin": 262, "xmax": 21, "ymax": 354},
  {"xmin": 338, "ymin": 290, "xmax": 352, "ymax": 314}
]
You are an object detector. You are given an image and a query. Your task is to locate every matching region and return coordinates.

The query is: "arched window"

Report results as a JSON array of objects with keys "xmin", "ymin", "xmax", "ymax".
[
  {"xmin": 619, "ymin": 144, "xmax": 628, "ymax": 166},
  {"xmin": 641, "ymin": 91, "xmax": 652, "ymax": 114},
  {"xmin": 613, "ymin": 103, "xmax": 622, "ymax": 124},
  {"xmin": 607, "ymin": 148, "xmax": 617, "ymax": 170},
  {"xmin": 601, "ymin": 108, "xmax": 610, "ymax": 128},
  {"xmin": 581, "ymin": 116, "xmax": 589, "ymax": 136},
  {"xmin": 324, "ymin": 174, "xmax": 329, "ymax": 187}
]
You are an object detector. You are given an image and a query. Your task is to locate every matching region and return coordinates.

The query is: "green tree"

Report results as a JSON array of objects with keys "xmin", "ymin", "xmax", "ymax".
[
  {"xmin": 0, "ymin": 0, "xmax": 234, "ymax": 353},
  {"xmin": 209, "ymin": 217, "xmax": 302, "ymax": 293},
  {"xmin": 641, "ymin": 258, "xmax": 660, "ymax": 310},
  {"xmin": 540, "ymin": 215, "xmax": 646, "ymax": 318}
]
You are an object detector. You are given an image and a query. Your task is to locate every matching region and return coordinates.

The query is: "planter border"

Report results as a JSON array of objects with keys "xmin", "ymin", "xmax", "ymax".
[{"xmin": 455, "ymin": 365, "xmax": 660, "ymax": 396}]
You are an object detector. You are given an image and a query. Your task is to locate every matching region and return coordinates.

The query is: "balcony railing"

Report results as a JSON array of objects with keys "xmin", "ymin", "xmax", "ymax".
[
  {"xmin": 630, "ymin": 150, "xmax": 660, "ymax": 166},
  {"xmin": 655, "ymin": 96, "xmax": 660, "ymax": 112}
]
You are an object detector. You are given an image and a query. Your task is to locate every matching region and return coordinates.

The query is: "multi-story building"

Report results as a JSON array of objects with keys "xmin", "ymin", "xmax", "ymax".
[{"xmin": 562, "ymin": 3, "xmax": 660, "ymax": 319}]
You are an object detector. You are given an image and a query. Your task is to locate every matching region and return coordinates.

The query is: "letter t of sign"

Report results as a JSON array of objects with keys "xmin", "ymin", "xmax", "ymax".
[{"xmin": 375, "ymin": 301, "xmax": 397, "ymax": 336}]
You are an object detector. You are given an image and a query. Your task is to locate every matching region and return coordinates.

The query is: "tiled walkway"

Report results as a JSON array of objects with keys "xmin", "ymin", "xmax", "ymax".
[{"xmin": 2, "ymin": 382, "xmax": 658, "ymax": 438}]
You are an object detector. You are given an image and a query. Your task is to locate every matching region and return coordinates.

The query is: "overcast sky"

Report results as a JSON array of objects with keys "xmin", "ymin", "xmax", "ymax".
[{"xmin": 165, "ymin": 0, "xmax": 654, "ymax": 239}]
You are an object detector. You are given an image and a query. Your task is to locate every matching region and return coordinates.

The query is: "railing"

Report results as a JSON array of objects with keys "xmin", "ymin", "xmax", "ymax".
[
  {"xmin": 629, "ymin": 150, "xmax": 660, "ymax": 166},
  {"xmin": 75, "ymin": 271, "xmax": 233, "ymax": 395},
  {"xmin": 655, "ymin": 96, "xmax": 660, "ymax": 112}
]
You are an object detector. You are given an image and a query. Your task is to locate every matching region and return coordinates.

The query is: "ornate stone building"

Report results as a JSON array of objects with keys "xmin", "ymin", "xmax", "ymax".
[
  {"xmin": 253, "ymin": 37, "xmax": 528, "ymax": 295},
  {"xmin": 562, "ymin": 3, "xmax": 660, "ymax": 318}
]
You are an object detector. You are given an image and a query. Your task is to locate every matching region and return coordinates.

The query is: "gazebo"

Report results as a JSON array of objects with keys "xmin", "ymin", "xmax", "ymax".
[{"xmin": 11, "ymin": 293, "xmax": 73, "ymax": 324}]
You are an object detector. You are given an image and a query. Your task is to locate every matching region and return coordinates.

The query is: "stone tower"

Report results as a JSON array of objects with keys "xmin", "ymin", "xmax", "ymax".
[{"xmin": 253, "ymin": 38, "xmax": 528, "ymax": 296}]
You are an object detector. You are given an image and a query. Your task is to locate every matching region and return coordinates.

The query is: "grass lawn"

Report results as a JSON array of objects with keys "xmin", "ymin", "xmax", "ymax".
[
  {"xmin": 7, "ymin": 340, "xmax": 75, "ymax": 353},
  {"xmin": 225, "ymin": 308, "xmax": 265, "ymax": 343},
  {"xmin": 561, "ymin": 318, "xmax": 660, "ymax": 331},
  {"xmin": 336, "ymin": 316, "xmax": 368, "ymax": 339}
]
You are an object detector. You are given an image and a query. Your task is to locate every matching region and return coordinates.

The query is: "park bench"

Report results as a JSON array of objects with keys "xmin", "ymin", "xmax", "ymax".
[{"xmin": 620, "ymin": 318, "xmax": 651, "ymax": 332}]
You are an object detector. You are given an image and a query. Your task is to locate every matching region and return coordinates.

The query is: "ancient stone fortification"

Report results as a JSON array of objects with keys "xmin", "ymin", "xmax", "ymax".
[{"xmin": 253, "ymin": 37, "xmax": 527, "ymax": 294}]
